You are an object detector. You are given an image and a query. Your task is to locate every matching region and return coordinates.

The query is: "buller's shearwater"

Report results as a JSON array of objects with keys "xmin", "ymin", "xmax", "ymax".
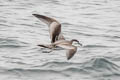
[{"xmin": 33, "ymin": 14, "xmax": 82, "ymax": 60}]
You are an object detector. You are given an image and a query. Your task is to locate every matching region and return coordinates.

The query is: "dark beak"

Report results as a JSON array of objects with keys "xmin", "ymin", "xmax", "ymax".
[{"xmin": 78, "ymin": 42, "xmax": 83, "ymax": 46}]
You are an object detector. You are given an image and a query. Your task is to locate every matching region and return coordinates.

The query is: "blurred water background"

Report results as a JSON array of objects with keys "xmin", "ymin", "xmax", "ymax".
[{"xmin": 0, "ymin": 0, "xmax": 120, "ymax": 80}]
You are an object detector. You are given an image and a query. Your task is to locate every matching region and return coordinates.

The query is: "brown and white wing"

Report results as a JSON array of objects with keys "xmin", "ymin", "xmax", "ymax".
[
  {"xmin": 33, "ymin": 14, "xmax": 62, "ymax": 43},
  {"xmin": 66, "ymin": 46, "xmax": 77, "ymax": 60},
  {"xmin": 57, "ymin": 44, "xmax": 77, "ymax": 60},
  {"xmin": 32, "ymin": 14, "xmax": 59, "ymax": 26},
  {"xmin": 49, "ymin": 22, "xmax": 61, "ymax": 43}
]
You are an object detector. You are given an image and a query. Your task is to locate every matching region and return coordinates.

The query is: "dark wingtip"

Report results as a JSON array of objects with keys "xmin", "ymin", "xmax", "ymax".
[
  {"xmin": 32, "ymin": 14, "xmax": 46, "ymax": 19},
  {"xmin": 67, "ymin": 54, "xmax": 75, "ymax": 60},
  {"xmin": 32, "ymin": 14, "xmax": 38, "ymax": 16},
  {"xmin": 67, "ymin": 57, "xmax": 71, "ymax": 60},
  {"xmin": 37, "ymin": 44, "xmax": 44, "ymax": 47},
  {"xmin": 32, "ymin": 14, "xmax": 35, "ymax": 15}
]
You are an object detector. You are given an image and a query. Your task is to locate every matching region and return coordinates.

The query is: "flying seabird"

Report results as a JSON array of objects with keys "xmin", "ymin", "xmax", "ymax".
[
  {"xmin": 33, "ymin": 14, "xmax": 83, "ymax": 60},
  {"xmin": 32, "ymin": 14, "xmax": 65, "ymax": 43},
  {"xmin": 38, "ymin": 39, "xmax": 82, "ymax": 60}
]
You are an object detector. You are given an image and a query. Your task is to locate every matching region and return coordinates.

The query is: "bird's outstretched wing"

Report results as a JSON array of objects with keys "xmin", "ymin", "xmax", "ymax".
[
  {"xmin": 32, "ymin": 14, "xmax": 59, "ymax": 26},
  {"xmin": 66, "ymin": 47, "xmax": 77, "ymax": 60},
  {"xmin": 57, "ymin": 44, "xmax": 77, "ymax": 60},
  {"xmin": 33, "ymin": 14, "xmax": 63, "ymax": 43},
  {"xmin": 37, "ymin": 44, "xmax": 54, "ymax": 49}
]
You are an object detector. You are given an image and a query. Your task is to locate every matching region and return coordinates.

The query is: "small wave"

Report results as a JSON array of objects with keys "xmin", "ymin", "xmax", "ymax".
[
  {"xmin": 0, "ymin": 44, "xmax": 25, "ymax": 48},
  {"xmin": 40, "ymin": 61, "xmax": 80, "ymax": 67},
  {"xmin": 7, "ymin": 68, "xmax": 59, "ymax": 73},
  {"xmin": 84, "ymin": 44, "xmax": 112, "ymax": 48},
  {"xmin": 0, "ymin": 38, "xmax": 28, "ymax": 48},
  {"xmin": 0, "ymin": 58, "xmax": 120, "ymax": 79},
  {"xmin": 0, "ymin": 23, "xmax": 13, "ymax": 27},
  {"xmin": 82, "ymin": 57, "xmax": 120, "ymax": 76},
  {"xmin": 83, "ymin": 57, "xmax": 120, "ymax": 69},
  {"xmin": 33, "ymin": 61, "xmax": 83, "ymax": 74},
  {"xmin": 19, "ymin": 23, "xmax": 34, "ymax": 27}
]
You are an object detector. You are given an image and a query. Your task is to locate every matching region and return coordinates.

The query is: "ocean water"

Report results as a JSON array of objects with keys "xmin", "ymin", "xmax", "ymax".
[{"xmin": 0, "ymin": 0, "xmax": 120, "ymax": 80}]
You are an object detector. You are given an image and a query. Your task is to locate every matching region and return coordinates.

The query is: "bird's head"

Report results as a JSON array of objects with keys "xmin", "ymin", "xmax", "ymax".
[{"xmin": 71, "ymin": 39, "xmax": 83, "ymax": 46}]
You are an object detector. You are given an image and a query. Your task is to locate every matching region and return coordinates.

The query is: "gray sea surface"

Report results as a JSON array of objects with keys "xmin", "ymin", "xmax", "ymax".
[{"xmin": 0, "ymin": 0, "xmax": 120, "ymax": 80}]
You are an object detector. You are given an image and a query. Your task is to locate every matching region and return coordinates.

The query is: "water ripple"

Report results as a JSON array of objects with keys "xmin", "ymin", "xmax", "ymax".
[{"xmin": 0, "ymin": 0, "xmax": 120, "ymax": 80}]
